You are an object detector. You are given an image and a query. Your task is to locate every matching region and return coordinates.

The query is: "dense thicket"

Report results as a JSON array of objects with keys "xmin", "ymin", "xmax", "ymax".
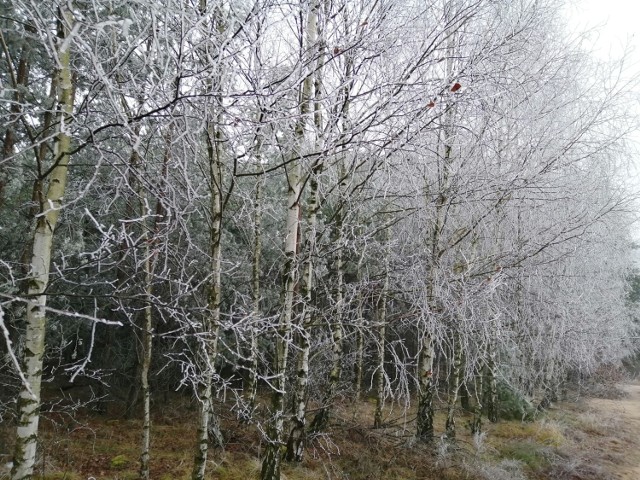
[{"xmin": 1, "ymin": 0, "xmax": 638, "ymax": 479}]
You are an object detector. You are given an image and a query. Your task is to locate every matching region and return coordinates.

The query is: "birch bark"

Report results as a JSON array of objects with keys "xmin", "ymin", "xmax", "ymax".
[
  {"xmin": 445, "ymin": 334, "xmax": 462, "ymax": 438},
  {"xmin": 471, "ymin": 370, "xmax": 483, "ymax": 435},
  {"xmin": 416, "ymin": 329, "xmax": 435, "ymax": 441},
  {"xmin": 11, "ymin": 6, "xmax": 75, "ymax": 479},
  {"xmin": 192, "ymin": 114, "xmax": 225, "ymax": 480},
  {"xmin": 260, "ymin": 145, "xmax": 301, "ymax": 480},
  {"xmin": 285, "ymin": 165, "xmax": 319, "ymax": 462},
  {"xmin": 486, "ymin": 349, "xmax": 499, "ymax": 423},
  {"xmin": 191, "ymin": 2, "xmax": 228, "ymax": 477},
  {"xmin": 139, "ymin": 130, "xmax": 170, "ymax": 480},
  {"xmin": 139, "ymin": 226, "xmax": 153, "ymax": 480},
  {"xmin": 373, "ymin": 220, "xmax": 390, "ymax": 429},
  {"xmin": 261, "ymin": 3, "xmax": 317, "ymax": 477},
  {"xmin": 416, "ymin": 29, "xmax": 457, "ymax": 439},
  {"xmin": 244, "ymin": 126, "xmax": 265, "ymax": 420},
  {"xmin": 309, "ymin": 160, "xmax": 345, "ymax": 435},
  {"xmin": 310, "ymin": 41, "xmax": 351, "ymax": 434}
]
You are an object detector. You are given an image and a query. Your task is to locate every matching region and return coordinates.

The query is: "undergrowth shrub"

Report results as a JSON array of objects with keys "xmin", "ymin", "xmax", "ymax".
[{"xmin": 496, "ymin": 383, "xmax": 536, "ymax": 421}]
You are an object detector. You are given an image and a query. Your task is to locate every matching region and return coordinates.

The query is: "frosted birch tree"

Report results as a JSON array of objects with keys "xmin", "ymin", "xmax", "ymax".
[
  {"xmin": 9, "ymin": 3, "xmax": 77, "ymax": 478},
  {"xmin": 260, "ymin": 2, "xmax": 318, "ymax": 478},
  {"xmin": 0, "ymin": 1, "xmax": 638, "ymax": 478}
]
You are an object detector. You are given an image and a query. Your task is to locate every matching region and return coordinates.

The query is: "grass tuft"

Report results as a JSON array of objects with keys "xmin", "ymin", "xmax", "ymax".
[
  {"xmin": 489, "ymin": 418, "xmax": 565, "ymax": 446},
  {"xmin": 110, "ymin": 454, "xmax": 130, "ymax": 469},
  {"xmin": 498, "ymin": 440, "xmax": 552, "ymax": 470}
]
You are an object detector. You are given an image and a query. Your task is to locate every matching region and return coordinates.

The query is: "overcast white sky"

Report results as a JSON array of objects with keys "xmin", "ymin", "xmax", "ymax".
[
  {"xmin": 565, "ymin": 1, "xmax": 640, "ymax": 239},
  {"xmin": 567, "ymin": 0, "xmax": 639, "ymax": 58}
]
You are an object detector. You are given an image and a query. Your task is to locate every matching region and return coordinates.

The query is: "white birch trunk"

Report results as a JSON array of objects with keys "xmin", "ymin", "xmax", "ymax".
[
  {"xmin": 288, "ymin": 17, "xmax": 326, "ymax": 455},
  {"xmin": 262, "ymin": 3, "xmax": 317, "ymax": 476},
  {"xmin": 310, "ymin": 40, "xmax": 351, "ymax": 431},
  {"xmin": 486, "ymin": 347, "xmax": 498, "ymax": 423},
  {"xmin": 139, "ymin": 130, "xmax": 170, "ymax": 479},
  {"xmin": 416, "ymin": 201, "xmax": 443, "ymax": 441},
  {"xmin": 416, "ymin": 57, "xmax": 456, "ymax": 440},
  {"xmin": 245, "ymin": 140, "xmax": 264, "ymax": 420},
  {"xmin": 471, "ymin": 370, "xmax": 483, "ymax": 435},
  {"xmin": 354, "ymin": 288, "xmax": 365, "ymax": 402},
  {"xmin": 192, "ymin": 3, "xmax": 226, "ymax": 477},
  {"xmin": 285, "ymin": 167, "xmax": 318, "ymax": 462},
  {"xmin": 373, "ymin": 222, "xmax": 390, "ymax": 429},
  {"xmin": 416, "ymin": 330, "xmax": 435, "ymax": 441},
  {"xmin": 445, "ymin": 334, "xmax": 462, "ymax": 438},
  {"xmin": 261, "ymin": 159, "xmax": 301, "ymax": 480},
  {"xmin": 192, "ymin": 119, "xmax": 224, "ymax": 480},
  {"xmin": 11, "ymin": 7, "xmax": 75, "ymax": 479},
  {"xmin": 140, "ymin": 242, "xmax": 153, "ymax": 480},
  {"xmin": 353, "ymin": 234, "xmax": 365, "ymax": 401},
  {"xmin": 310, "ymin": 159, "xmax": 345, "ymax": 435}
]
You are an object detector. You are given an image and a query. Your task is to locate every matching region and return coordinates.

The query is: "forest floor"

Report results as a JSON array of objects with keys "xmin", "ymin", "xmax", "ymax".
[{"xmin": 2, "ymin": 382, "xmax": 640, "ymax": 479}]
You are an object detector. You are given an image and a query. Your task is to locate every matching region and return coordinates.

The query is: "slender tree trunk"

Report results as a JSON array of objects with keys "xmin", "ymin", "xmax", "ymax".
[
  {"xmin": 285, "ymin": 164, "xmax": 319, "ymax": 462},
  {"xmin": 262, "ymin": 4, "xmax": 317, "ymax": 476},
  {"xmin": 416, "ymin": 17, "xmax": 459, "ymax": 443},
  {"xmin": 309, "ymin": 162, "xmax": 344, "ymax": 435},
  {"xmin": 192, "ymin": 117, "xmax": 224, "ymax": 480},
  {"xmin": 288, "ymin": 0, "xmax": 328, "ymax": 452},
  {"xmin": 192, "ymin": 3, "xmax": 227, "ymax": 477},
  {"xmin": 191, "ymin": 227, "xmax": 224, "ymax": 478},
  {"xmin": 1, "ymin": 29, "xmax": 31, "ymax": 209},
  {"xmin": 416, "ymin": 331, "xmax": 435, "ymax": 442},
  {"xmin": 11, "ymin": 8, "xmax": 75, "ymax": 479},
  {"xmin": 373, "ymin": 222, "xmax": 390, "ymax": 429},
  {"xmin": 416, "ymin": 160, "xmax": 449, "ymax": 443},
  {"xmin": 121, "ymin": 138, "xmax": 144, "ymax": 419},
  {"xmin": 139, "ymin": 127, "xmax": 170, "ymax": 480},
  {"xmin": 416, "ymin": 262, "xmax": 439, "ymax": 441},
  {"xmin": 7, "ymin": 30, "xmax": 49, "ymax": 354},
  {"xmin": 353, "ymin": 288, "xmax": 365, "ymax": 402},
  {"xmin": 353, "ymin": 235, "xmax": 366, "ymax": 401},
  {"xmin": 260, "ymin": 156, "xmax": 301, "ymax": 480},
  {"xmin": 244, "ymin": 150, "xmax": 264, "ymax": 420},
  {"xmin": 459, "ymin": 349, "xmax": 471, "ymax": 412},
  {"xmin": 139, "ymin": 243, "xmax": 153, "ymax": 480},
  {"xmin": 445, "ymin": 334, "xmax": 462, "ymax": 439},
  {"xmin": 486, "ymin": 348, "xmax": 498, "ymax": 423},
  {"xmin": 471, "ymin": 370, "xmax": 483, "ymax": 435},
  {"xmin": 537, "ymin": 361, "xmax": 557, "ymax": 411},
  {"xmin": 460, "ymin": 380, "xmax": 471, "ymax": 412},
  {"xmin": 286, "ymin": 27, "xmax": 324, "ymax": 453},
  {"xmin": 310, "ymin": 43, "xmax": 349, "ymax": 431}
]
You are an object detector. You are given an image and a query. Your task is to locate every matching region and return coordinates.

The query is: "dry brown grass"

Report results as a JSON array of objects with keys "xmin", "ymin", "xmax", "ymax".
[{"xmin": 2, "ymin": 384, "xmax": 640, "ymax": 480}]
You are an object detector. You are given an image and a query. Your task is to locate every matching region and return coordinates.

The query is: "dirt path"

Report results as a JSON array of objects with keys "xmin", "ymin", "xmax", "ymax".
[{"xmin": 587, "ymin": 383, "xmax": 640, "ymax": 479}]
